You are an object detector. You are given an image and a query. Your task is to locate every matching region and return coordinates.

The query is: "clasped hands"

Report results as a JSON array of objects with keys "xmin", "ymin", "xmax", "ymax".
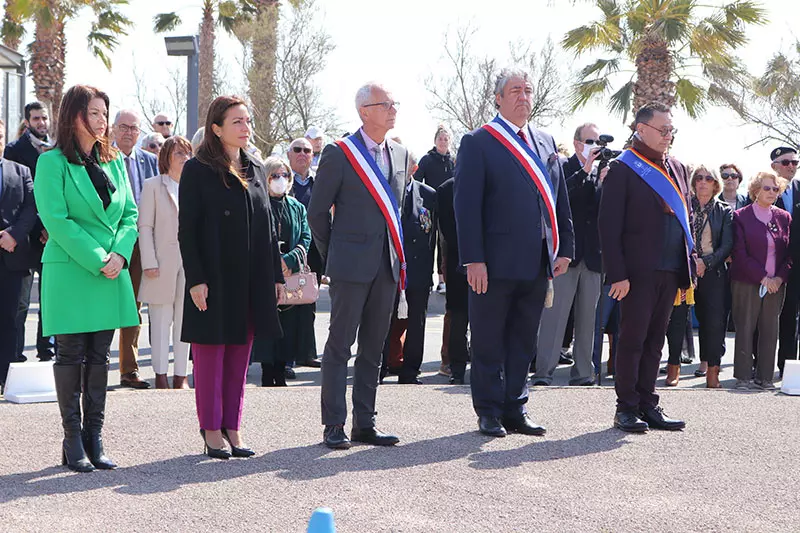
[
  {"xmin": 100, "ymin": 252, "xmax": 125, "ymax": 279},
  {"xmin": 761, "ymin": 276, "xmax": 783, "ymax": 295},
  {"xmin": 0, "ymin": 230, "xmax": 17, "ymax": 252}
]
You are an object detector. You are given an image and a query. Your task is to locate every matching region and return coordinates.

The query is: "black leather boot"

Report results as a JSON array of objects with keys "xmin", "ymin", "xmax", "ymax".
[
  {"xmin": 81, "ymin": 364, "xmax": 117, "ymax": 469},
  {"xmin": 273, "ymin": 362, "xmax": 287, "ymax": 387},
  {"xmin": 53, "ymin": 364, "xmax": 94, "ymax": 472}
]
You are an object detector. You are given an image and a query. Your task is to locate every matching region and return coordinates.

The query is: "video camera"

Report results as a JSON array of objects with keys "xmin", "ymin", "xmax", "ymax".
[{"xmin": 593, "ymin": 134, "xmax": 622, "ymax": 162}]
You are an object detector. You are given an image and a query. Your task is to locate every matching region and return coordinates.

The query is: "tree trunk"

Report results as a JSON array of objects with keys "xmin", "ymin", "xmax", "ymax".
[
  {"xmin": 247, "ymin": 1, "xmax": 280, "ymax": 155},
  {"xmin": 198, "ymin": 0, "xmax": 215, "ymax": 127},
  {"xmin": 633, "ymin": 36, "xmax": 676, "ymax": 115},
  {"xmin": 30, "ymin": 2, "xmax": 66, "ymax": 128},
  {"xmin": 2, "ymin": 0, "xmax": 23, "ymax": 50}
]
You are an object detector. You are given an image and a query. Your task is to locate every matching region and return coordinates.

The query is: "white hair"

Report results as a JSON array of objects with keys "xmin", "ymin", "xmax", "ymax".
[
  {"xmin": 289, "ymin": 137, "xmax": 312, "ymax": 149},
  {"xmin": 114, "ymin": 108, "xmax": 141, "ymax": 125},
  {"xmin": 493, "ymin": 67, "xmax": 532, "ymax": 97},
  {"xmin": 142, "ymin": 132, "xmax": 165, "ymax": 145},
  {"xmin": 191, "ymin": 127, "xmax": 205, "ymax": 153}
]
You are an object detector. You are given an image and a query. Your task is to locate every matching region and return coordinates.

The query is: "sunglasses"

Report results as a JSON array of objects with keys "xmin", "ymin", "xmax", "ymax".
[
  {"xmin": 292, "ymin": 146, "xmax": 312, "ymax": 154},
  {"xmin": 762, "ymin": 185, "xmax": 780, "ymax": 193},
  {"xmin": 270, "ymin": 172, "xmax": 289, "ymax": 179},
  {"xmin": 148, "ymin": 143, "xmax": 162, "ymax": 149},
  {"xmin": 721, "ymin": 172, "xmax": 740, "ymax": 180},
  {"xmin": 694, "ymin": 175, "xmax": 715, "ymax": 182},
  {"xmin": 777, "ymin": 160, "xmax": 800, "ymax": 167},
  {"xmin": 583, "ymin": 138, "xmax": 598, "ymax": 145},
  {"xmin": 155, "ymin": 121, "xmax": 172, "ymax": 126}
]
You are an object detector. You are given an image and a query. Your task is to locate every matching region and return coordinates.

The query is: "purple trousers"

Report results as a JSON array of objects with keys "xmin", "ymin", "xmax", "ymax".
[{"xmin": 192, "ymin": 329, "xmax": 254, "ymax": 431}]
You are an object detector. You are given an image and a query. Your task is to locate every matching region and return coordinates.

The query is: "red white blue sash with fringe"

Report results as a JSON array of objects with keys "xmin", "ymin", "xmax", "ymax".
[
  {"xmin": 482, "ymin": 116, "xmax": 559, "ymax": 261},
  {"xmin": 335, "ymin": 134, "xmax": 407, "ymax": 289}
]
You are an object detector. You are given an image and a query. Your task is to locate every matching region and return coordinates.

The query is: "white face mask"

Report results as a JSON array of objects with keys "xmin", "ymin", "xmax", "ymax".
[
  {"xmin": 581, "ymin": 142, "xmax": 594, "ymax": 160},
  {"xmin": 269, "ymin": 177, "xmax": 289, "ymax": 195}
]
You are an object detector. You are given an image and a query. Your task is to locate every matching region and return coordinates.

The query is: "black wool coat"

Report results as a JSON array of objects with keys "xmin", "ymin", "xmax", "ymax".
[{"xmin": 178, "ymin": 153, "xmax": 284, "ymax": 345}]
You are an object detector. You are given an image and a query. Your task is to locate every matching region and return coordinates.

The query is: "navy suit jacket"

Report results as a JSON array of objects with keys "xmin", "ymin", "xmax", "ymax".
[
  {"xmin": 403, "ymin": 179, "xmax": 437, "ymax": 290},
  {"xmin": 4, "ymin": 132, "xmax": 44, "ymax": 179},
  {"xmin": 774, "ymin": 179, "xmax": 800, "ymax": 264},
  {"xmin": 0, "ymin": 159, "xmax": 37, "ymax": 271},
  {"xmin": 454, "ymin": 123, "xmax": 574, "ymax": 281}
]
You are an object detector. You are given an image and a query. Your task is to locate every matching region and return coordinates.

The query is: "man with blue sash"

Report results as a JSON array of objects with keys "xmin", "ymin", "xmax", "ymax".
[
  {"xmin": 454, "ymin": 68, "xmax": 574, "ymax": 437},
  {"xmin": 599, "ymin": 102, "xmax": 691, "ymax": 433},
  {"xmin": 308, "ymin": 83, "xmax": 407, "ymax": 450}
]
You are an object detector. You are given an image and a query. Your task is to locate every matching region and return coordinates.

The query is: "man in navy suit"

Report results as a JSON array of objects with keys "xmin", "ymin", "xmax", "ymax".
[
  {"xmin": 773, "ymin": 146, "xmax": 800, "ymax": 375},
  {"xmin": 0, "ymin": 120, "xmax": 37, "ymax": 391},
  {"xmin": 113, "ymin": 110, "xmax": 158, "ymax": 389},
  {"xmin": 454, "ymin": 68, "xmax": 574, "ymax": 437}
]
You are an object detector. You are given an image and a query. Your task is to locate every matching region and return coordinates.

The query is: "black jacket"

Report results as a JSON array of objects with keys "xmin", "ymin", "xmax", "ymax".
[
  {"xmin": 403, "ymin": 179, "xmax": 437, "ymax": 289},
  {"xmin": 178, "ymin": 154, "xmax": 284, "ymax": 345},
  {"xmin": 563, "ymin": 154, "xmax": 602, "ymax": 273},
  {"xmin": 716, "ymin": 192, "xmax": 750, "ymax": 211},
  {"xmin": 414, "ymin": 147, "xmax": 454, "ymax": 191},
  {"xmin": 437, "ymin": 177, "xmax": 468, "ymax": 310},
  {"xmin": 695, "ymin": 198, "xmax": 734, "ymax": 272},
  {"xmin": 774, "ymin": 180, "xmax": 800, "ymax": 264},
  {"xmin": 5, "ymin": 131, "xmax": 48, "ymax": 262},
  {"xmin": 0, "ymin": 159, "xmax": 36, "ymax": 271}
]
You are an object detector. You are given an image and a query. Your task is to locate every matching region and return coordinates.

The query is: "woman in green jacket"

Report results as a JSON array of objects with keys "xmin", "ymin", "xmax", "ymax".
[
  {"xmin": 34, "ymin": 85, "xmax": 139, "ymax": 473},
  {"xmin": 252, "ymin": 157, "xmax": 313, "ymax": 386}
]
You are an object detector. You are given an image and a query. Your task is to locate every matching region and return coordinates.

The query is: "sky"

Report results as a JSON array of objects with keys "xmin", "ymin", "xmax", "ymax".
[{"xmin": 13, "ymin": 0, "xmax": 800, "ymax": 179}]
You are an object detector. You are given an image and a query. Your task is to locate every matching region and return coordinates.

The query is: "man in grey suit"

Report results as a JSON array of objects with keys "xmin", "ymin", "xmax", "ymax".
[{"xmin": 308, "ymin": 83, "xmax": 407, "ymax": 449}]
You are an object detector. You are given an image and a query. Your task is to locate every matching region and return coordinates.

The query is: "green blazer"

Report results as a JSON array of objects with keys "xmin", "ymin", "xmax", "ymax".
[
  {"xmin": 279, "ymin": 195, "xmax": 312, "ymax": 273},
  {"xmin": 34, "ymin": 147, "xmax": 139, "ymax": 336}
]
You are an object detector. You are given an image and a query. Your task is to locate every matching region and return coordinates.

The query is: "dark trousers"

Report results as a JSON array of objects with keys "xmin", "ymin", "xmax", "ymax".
[
  {"xmin": 252, "ymin": 304, "xmax": 315, "ymax": 365},
  {"xmin": 469, "ymin": 275, "xmax": 548, "ymax": 418},
  {"xmin": 381, "ymin": 287, "xmax": 431, "ymax": 380},
  {"xmin": 0, "ymin": 262, "xmax": 24, "ymax": 384},
  {"xmin": 321, "ymin": 252, "xmax": 397, "ymax": 429},
  {"xmin": 16, "ymin": 268, "xmax": 54, "ymax": 358},
  {"xmin": 666, "ymin": 303, "xmax": 691, "ymax": 366},
  {"xmin": 593, "ymin": 284, "xmax": 619, "ymax": 373},
  {"xmin": 694, "ymin": 269, "xmax": 727, "ymax": 367},
  {"xmin": 55, "ymin": 330, "xmax": 114, "ymax": 366},
  {"xmin": 615, "ymin": 271, "xmax": 679, "ymax": 413},
  {"xmin": 777, "ymin": 270, "xmax": 800, "ymax": 372},
  {"xmin": 118, "ymin": 244, "xmax": 142, "ymax": 375},
  {"xmin": 448, "ymin": 307, "xmax": 469, "ymax": 379}
]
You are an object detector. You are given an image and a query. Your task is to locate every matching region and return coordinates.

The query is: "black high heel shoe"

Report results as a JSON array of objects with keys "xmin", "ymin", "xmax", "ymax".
[
  {"xmin": 200, "ymin": 429, "xmax": 231, "ymax": 460},
  {"xmin": 221, "ymin": 428, "xmax": 256, "ymax": 457}
]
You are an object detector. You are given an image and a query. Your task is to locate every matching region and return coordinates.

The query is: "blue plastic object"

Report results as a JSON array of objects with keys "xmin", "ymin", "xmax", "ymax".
[{"xmin": 307, "ymin": 507, "xmax": 336, "ymax": 533}]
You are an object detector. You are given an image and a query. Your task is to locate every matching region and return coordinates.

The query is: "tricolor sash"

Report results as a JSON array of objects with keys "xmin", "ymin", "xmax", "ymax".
[
  {"xmin": 617, "ymin": 149, "xmax": 695, "ymax": 253},
  {"xmin": 482, "ymin": 116, "xmax": 559, "ymax": 261},
  {"xmin": 335, "ymin": 134, "xmax": 407, "ymax": 289}
]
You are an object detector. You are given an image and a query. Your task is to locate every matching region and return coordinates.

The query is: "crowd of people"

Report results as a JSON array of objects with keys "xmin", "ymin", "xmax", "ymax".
[{"xmin": 0, "ymin": 65, "xmax": 798, "ymax": 470}]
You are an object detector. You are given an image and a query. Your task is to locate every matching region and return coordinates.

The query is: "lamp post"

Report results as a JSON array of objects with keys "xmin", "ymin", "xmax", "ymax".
[{"xmin": 164, "ymin": 35, "xmax": 200, "ymax": 139}]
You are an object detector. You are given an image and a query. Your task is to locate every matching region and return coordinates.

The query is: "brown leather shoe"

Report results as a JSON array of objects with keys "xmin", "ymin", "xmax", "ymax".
[
  {"xmin": 155, "ymin": 374, "xmax": 169, "ymax": 389},
  {"xmin": 173, "ymin": 376, "xmax": 190, "ymax": 389},
  {"xmin": 120, "ymin": 372, "xmax": 150, "ymax": 389},
  {"xmin": 665, "ymin": 364, "xmax": 680, "ymax": 387},
  {"xmin": 706, "ymin": 366, "xmax": 721, "ymax": 388}
]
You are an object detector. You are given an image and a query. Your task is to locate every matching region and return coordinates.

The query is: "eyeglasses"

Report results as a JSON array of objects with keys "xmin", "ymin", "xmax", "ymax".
[
  {"xmin": 762, "ymin": 185, "xmax": 780, "ymax": 192},
  {"xmin": 270, "ymin": 172, "xmax": 289, "ymax": 179},
  {"xmin": 721, "ymin": 172, "xmax": 741, "ymax": 180},
  {"xmin": 641, "ymin": 122, "xmax": 677, "ymax": 138},
  {"xmin": 149, "ymin": 143, "xmax": 163, "ymax": 150},
  {"xmin": 583, "ymin": 139, "xmax": 598, "ymax": 145},
  {"xmin": 362, "ymin": 101, "xmax": 399, "ymax": 111},
  {"xmin": 155, "ymin": 121, "xmax": 172, "ymax": 126},
  {"xmin": 116, "ymin": 124, "xmax": 140, "ymax": 134},
  {"xmin": 292, "ymin": 146, "xmax": 312, "ymax": 154},
  {"xmin": 694, "ymin": 175, "xmax": 715, "ymax": 182},
  {"xmin": 777, "ymin": 160, "xmax": 800, "ymax": 167}
]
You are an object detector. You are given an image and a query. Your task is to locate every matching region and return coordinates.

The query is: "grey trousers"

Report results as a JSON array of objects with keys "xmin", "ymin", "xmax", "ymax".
[
  {"xmin": 320, "ymin": 253, "xmax": 397, "ymax": 429},
  {"xmin": 731, "ymin": 280, "xmax": 785, "ymax": 383},
  {"xmin": 534, "ymin": 260, "xmax": 602, "ymax": 384}
]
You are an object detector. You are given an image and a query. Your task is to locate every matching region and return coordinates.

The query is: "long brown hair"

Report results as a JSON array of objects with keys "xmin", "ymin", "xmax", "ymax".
[
  {"xmin": 56, "ymin": 85, "xmax": 117, "ymax": 165},
  {"xmin": 196, "ymin": 95, "xmax": 249, "ymax": 189}
]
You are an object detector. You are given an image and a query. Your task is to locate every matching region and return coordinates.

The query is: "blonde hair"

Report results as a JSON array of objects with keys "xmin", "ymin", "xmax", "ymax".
[
  {"xmin": 748, "ymin": 171, "xmax": 788, "ymax": 201},
  {"xmin": 690, "ymin": 165, "xmax": 722, "ymax": 197},
  {"xmin": 263, "ymin": 156, "xmax": 293, "ymax": 191}
]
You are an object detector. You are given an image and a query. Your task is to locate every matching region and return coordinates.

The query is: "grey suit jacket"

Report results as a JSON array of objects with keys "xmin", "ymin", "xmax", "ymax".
[{"xmin": 308, "ymin": 130, "xmax": 408, "ymax": 283}]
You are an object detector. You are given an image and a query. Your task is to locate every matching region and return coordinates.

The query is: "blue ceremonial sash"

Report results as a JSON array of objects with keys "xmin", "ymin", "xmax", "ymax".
[{"xmin": 618, "ymin": 149, "xmax": 695, "ymax": 253}]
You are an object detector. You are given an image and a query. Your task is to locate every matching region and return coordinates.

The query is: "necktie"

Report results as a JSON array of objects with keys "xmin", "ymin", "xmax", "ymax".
[
  {"xmin": 517, "ymin": 128, "xmax": 528, "ymax": 147},
  {"xmin": 125, "ymin": 157, "xmax": 138, "ymax": 204},
  {"xmin": 782, "ymin": 187, "xmax": 793, "ymax": 216},
  {"xmin": 373, "ymin": 146, "xmax": 390, "ymax": 179}
]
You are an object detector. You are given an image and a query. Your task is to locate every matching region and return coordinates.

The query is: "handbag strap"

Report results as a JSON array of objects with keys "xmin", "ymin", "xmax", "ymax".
[{"xmin": 296, "ymin": 244, "xmax": 309, "ymax": 273}]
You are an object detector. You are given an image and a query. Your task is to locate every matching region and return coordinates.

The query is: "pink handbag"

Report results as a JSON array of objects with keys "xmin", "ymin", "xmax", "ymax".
[{"xmin": 278, "ymin": 246, "xmax": 319, "ymax": 306}]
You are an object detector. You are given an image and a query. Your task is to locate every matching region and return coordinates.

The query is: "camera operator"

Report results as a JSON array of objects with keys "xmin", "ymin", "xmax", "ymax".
[{"xmin": 534, "ymin": 123, "xmax": 609, "ymax": 386}]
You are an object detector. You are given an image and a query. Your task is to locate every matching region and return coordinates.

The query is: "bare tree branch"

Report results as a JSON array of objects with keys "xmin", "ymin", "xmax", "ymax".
[{"xmin": 132, "ymin": 58, "xmax": 187, "ymax": 136}]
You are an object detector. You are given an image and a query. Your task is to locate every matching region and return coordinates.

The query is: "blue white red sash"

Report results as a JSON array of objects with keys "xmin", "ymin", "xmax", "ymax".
[
  {"xmin": 335, "ymin": 134, "xmax": 407, "ymax": 289},
  {"xmin": 618, "ymin": 149, "xmax": 695, "ymax": 253},
  {"xmin": 482, "ymin": 116, "xmax": 559, "ymax": 261}
]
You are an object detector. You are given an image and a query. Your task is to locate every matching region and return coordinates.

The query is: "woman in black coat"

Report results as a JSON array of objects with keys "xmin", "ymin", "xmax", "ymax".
[
  {"xmin": 691, "ymin": 166, "xmax": 734, "ymax": 387},
  {"xmin": 179, "ymin": 96, "xmax": 284, "ymax": 459}
]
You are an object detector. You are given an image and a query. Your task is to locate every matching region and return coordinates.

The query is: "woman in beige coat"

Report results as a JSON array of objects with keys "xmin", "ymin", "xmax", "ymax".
[{"xmin": 138, "ymin": 136, "xmax": 193, "ymax": 389}]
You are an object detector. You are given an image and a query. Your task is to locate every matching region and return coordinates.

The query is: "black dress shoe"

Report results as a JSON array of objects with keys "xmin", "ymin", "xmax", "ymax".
[
  {"xmin": 351, "ymin": 427, "xmax": 400, "ymax": 446},
  {"xmin": 37, "ymin": 351, "xmax": 54, "ymax": 362},
  {"xmin": 298, "ymin": 358, "xmax": 322, "ymax": 368},
  {"xmin": 502, "ymin": 414, "xmax": 546, "ymax": 436},
  {"xmin": 323, "ymin": 425, "xmax": 351, "ymax": 449},
  {"xmin": 613, "ymin": 411, "xmax": 649, "ymax": 433},
  {"xmin": 284, "ymin": 367, "xmax": 296, "ymax": 380},
  {"xmin": 449, "ymin": 376, "xmax": 465, "ymax": 385},
  {"xmin": 639, "ymin": 406, "xmax": 685, "ymax": 431},
  {"xmin": 478, "ymin": 416, "xmax": 507, "ymax": 437},
  {"xmin": 398, "ymin": 376, "xmax": 422, "ymax": 385},
  {"xmin": 531, "ymin": 380, "xmax": 550, "ymax": 386},
  {"xmin": 16, "ymin": 354, "xmax": 27, "ymax": 363}
]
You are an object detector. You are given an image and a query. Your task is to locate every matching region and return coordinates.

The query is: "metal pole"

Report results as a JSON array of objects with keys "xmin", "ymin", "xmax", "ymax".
[{"xmin": 186, "ymin": 53, "xmax": 199, "ymax": 139}]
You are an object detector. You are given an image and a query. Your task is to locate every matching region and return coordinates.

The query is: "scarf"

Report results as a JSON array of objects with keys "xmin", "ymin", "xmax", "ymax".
[
  {"xmin": 81, "ymin": 150, "xmax": 116, "ymax": 209},
  {"xmin": 691, "ymin": 196, "xmax": 715, "ymax": 257}
]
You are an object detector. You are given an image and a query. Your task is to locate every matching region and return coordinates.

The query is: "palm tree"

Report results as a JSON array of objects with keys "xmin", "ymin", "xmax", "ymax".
[
  {"xmin": 154, "ymin": 1, "xmax": 255, "ymax": 126},
  {"xmin": 562, "ymin": 0, "xmax": 767, "ymax": 123},
  {"xmin": 3, "ymin": 0, "xmax": 132, "ymax": 122},
  {"xmin": 2, "ymin": 0, "xmax": 25, "ymax": 50}
]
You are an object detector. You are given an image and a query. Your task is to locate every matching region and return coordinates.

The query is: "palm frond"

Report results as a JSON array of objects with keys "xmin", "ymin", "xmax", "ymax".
[
  {"xmin": 675, "ymin": 77, "xmax": 706, "ymax": 118},
  {"xmin": 608, "ymin": 79, "xmax": 634, "ymax": 122},
  {"xmin": 569, "ymin": 77, "xmax": 610, "ymax": 110},
  {"xmin": 722, "ymin": 1, "xmax": 769, "ymax": 26},
  {"xmin": 1, "ymin": 19, "xmax": 26, "ymax": 46},
  {"xmin": 153, "ymin": 12, "xmax": 181, "ymax": 33},
  {"xmin": 579, "ymin": 57, "xmax": 622, "ymax": 78}
]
